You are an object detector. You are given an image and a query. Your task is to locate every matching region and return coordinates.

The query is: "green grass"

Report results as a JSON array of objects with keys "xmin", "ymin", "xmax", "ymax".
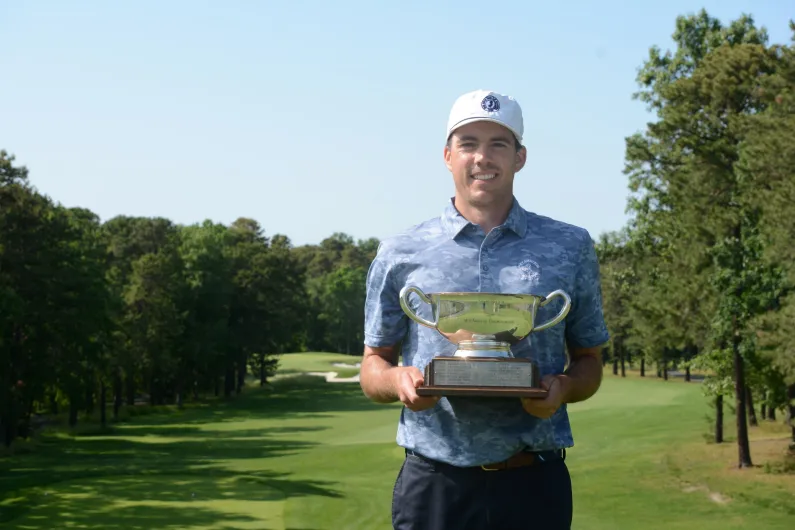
[
  {"xmin": 0, "ymin": 353, "xmax": 792, "ymax": 529},
  {"xmin": 274, "ymin": 351, "xmax": 362, "ymax": 379}
]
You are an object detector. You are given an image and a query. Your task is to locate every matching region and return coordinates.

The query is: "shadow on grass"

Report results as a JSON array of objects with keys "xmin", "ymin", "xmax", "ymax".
[
  {"xmin": 108, "ymin": 425, "xmax": 328, "ymax": 439},
  {"xmin": 1, "ymin": 469, "xmax": 338, "ymax": 528},
  {"xmin": 0, "ymin": 432, "xmax": 339, "ymax": 526},
  {"xmin": 0, "ymin": 375, "xmax": 378, "ymax": 527},
  {"xmin": 2, "ymin": 503, "xmax": 264, "ymax": 530},
  {"xmin": 118, "ymin": 376, "xmax": 385, "ymax": 428}
]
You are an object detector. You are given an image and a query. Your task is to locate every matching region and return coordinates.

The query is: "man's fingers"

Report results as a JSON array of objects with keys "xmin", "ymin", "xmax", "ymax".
[
  {"xmin": 398, "ymin": 372, "xmax": 425, "ymax": 403},
  {"xmin": 396, "ymin": 370, "xmax": 440, "ymax": 411},
  {"xmin": 520, "ymin": 396, "xmax": 554, "ymax": 419},
  {"xmin": 405, "ymin": 396, "xmax": 439, "ymax": 412},
  {"xmin": 407, "ymin": 369, "xmax": 426, "ymax": 388},
  {"xmin": 540, "ymin": 375, "xmax": 558, "ymax": 391}
]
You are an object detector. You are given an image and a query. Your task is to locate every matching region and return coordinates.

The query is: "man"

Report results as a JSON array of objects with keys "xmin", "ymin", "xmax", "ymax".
[{"xmin": 359, "ymin": 89, "xmax": 609, "ymax": 530}]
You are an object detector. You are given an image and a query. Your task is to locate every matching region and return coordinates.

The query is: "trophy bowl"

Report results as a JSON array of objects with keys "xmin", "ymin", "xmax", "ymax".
[{"xmin": 399, "ymin": 286, "xmax": 571, "ymax": 398}]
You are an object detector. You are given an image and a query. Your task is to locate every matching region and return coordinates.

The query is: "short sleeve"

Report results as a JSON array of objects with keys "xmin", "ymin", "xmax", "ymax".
[
  {"xmin": 565, "ymin": 232, "xmax": 610, "ymax": 349},
  {"xmin": 363, "ymin": 242, "xmax": 408, "ymax": 347}
]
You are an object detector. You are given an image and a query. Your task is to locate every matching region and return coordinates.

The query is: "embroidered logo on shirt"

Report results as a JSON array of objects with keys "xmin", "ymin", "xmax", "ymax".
[{"xmin": 518, "ymin": 258, "xmax": 540, "ymax": 282}]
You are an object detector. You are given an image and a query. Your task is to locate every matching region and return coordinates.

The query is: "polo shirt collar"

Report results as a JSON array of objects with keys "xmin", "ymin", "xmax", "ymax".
[{"xmin": 441, "ymin": 196, "xmax": 527, "ymax": 239}]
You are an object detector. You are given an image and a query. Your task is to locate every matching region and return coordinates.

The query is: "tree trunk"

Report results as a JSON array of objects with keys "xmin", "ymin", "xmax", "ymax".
[
  {"xmin": 3, "ymin": 415, "xmax": 17, "ymax": 447},
  {"xmin": 126, "ymin": 375, "xmax": 135, "ymax": 406},
  {"xmin": 49, "ymin": 393, "xmax": 59, "ymax": 414},
  {"xmin": 100, "ymin": 383, "xmax": 107, "ymax": 429},
  {"xmin": 619, "ymin": 343, "xmax": 626, "ymax": 378},
  {"xmin": 684, "ymin": 344, "xmax": 694, "ymax": 382},
  {"xmin": 2, "ymin": 400, "xmax": 19, "ymax": 447},
  {"xmin": 787, "ymin": 384, "xmax": 795, "ymax": 443},
  {"xmin": 260, "ymin": 353, "xmax": 267, "ymax": 386},
  {"xmin": 761, "ymin": 403, "xmax": 767, "ymax": 419},
  {"xmin": 733, "ymin": 319, "xmax": 752, "ymax": 468},
  {"xmin": 236, "ymin": 358, "xmax": 246, "ymax": 394},
  {"xmin": 85, "ymin": 383, "xmax": 95, "ymax": 415},
  {"xmin": 715, "ymin": 395, "xmax": 724, "ymax": 444},
  {"xmin": 113, "ymin": 373, "xmax": 122, "ymax": 421},
  {"xmin": 663, "ymin": 360, "xmax": 668, "ymax": 381},
  {"xmin": 68, "ymin": 398, "xmax": 79, "ymax": 428},
  {"xmin": 640, "ymin": 358, "xmax": 645, "ymax": 377},
  {"xmin": 767, "ymin": 405, "xmax": 776, "ymax": 421},
  {"xmin": 176, "ymin": 378, "xmax": 184, "ymax": 410},
  {"xmin": 746, "ymin": 386, "xmax": 758, "ymax": 427},
  {"xmin": 612, "ymin": 351, "xmax": 618, "ymax": 375},
  {"xmin": 17, "ymin": 402, "xmax": 32, "ymax": 439},
  {"xmin": 0, "ymin": 417, "xmax": 7, "ymax": 448},
  {"xmin": 224, "ymin": 365, "xmax": 235, "ymax": 397}
]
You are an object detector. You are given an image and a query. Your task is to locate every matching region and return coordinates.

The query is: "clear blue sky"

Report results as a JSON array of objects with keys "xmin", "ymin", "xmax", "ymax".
[{"xmin": 2, "ymin": 1, "xmax": 792, "ymax": 247}]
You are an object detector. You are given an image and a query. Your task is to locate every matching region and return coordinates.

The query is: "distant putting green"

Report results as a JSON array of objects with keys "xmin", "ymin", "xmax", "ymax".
[
  {"xmin": 0, "ymin": 353, "xmax": 792, "ymax": 529},
  {"xmin": 275, "ymin": 351, "xmax": 363, "ymax": 379}
]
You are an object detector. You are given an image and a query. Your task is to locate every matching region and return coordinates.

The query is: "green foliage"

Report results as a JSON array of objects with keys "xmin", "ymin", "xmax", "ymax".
[
  {"xmin": 5, "ymin": 9, "xmax": 795, "ymax": 463},
  {"xmin": 598, "ymin": 11, "xmax": 795, "ymax": 464},
  {"xmin": 0, "ymin": 152, "xmax": 379, "ymax": 446}
]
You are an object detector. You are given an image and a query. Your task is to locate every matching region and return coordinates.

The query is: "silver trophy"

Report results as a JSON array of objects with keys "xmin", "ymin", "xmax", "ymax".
[{"xmin": 399, "ymin": 285, "xmax": 571, "ymax": 398}]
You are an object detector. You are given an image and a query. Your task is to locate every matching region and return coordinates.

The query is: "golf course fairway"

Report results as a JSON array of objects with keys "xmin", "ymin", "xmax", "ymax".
[{"xmin": 1, "ymin": 352, "xmax": 792, "ymax": 529}]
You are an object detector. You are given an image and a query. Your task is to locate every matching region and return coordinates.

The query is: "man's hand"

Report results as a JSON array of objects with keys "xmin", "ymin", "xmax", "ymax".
[
  {"xmin": 520, "ymin": 375, "xmax": 564, "ymax": 419},
  {"xmin": 394, "ymin": 366, "xmax": 440, "ymax": 412},
  {"xmin": 520, "ymin": 345, "xmax": 604, "ymax": 418},
  {"xmin": 359, "ymin": 344, "xmax": 439, "ymax": 412}
]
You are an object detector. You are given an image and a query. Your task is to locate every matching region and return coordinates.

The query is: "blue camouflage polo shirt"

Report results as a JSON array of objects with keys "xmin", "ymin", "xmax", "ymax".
[{"xmin": 363, "ymin": 196, "xmax": 609, "ymax": 467}]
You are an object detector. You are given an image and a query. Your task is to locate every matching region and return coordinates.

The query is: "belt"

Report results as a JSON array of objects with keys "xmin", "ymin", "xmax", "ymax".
[{"xmin": 405, "ymin": 448, "xmax": 565, "ymax": 471}]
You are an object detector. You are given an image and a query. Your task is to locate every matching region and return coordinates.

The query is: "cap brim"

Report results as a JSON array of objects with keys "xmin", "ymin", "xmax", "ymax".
[{"xmin": 447, "ymin": 117, "xmax": 523, "ymax": 144}]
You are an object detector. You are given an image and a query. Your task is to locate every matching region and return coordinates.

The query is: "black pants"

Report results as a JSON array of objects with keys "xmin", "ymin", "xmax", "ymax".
[{"xmin": 391, "ymin": 450, "xmax": 572, "ymax": 530}]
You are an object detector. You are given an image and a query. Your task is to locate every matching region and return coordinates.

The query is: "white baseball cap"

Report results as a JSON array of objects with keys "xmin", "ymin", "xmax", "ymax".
[{"xmin": 446, "ymin": 89, "xmax": 524, "ymax": 144}]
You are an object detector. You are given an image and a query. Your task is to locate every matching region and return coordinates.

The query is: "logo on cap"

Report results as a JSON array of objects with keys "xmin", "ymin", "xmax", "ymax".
[{"xmin": 481, "ymin": 94, "xmax": 500, "ymax": 112}]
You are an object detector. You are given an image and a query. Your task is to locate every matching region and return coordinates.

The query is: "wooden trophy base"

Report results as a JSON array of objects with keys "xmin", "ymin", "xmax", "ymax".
[{"xmin": 415, "ymin": 356, "xmax": 548, "ymax": 399}]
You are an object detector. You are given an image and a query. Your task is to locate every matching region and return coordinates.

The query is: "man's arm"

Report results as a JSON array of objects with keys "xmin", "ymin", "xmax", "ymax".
[
  {"xmin": 557, "ymin": 345, "xmax": 603, "ymax": 404},
  {"xmin": 360, "ymin": 344, "xmax": 439, "ymax": 411},
  {"xmin": 520, "ymin": 344, "xmax": 603, "ymax": 418},
  {"xmin": 360, "ymin": 345, "xmax": 400, "ymax": 403},
  {"xmin": 521, "ymin": 230, "xmax": 610, "ymax": 418}
]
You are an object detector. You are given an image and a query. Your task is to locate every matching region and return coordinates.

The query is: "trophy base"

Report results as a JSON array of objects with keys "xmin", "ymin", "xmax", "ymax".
[
  {"xmin": 417, "ymin": 356, "xmax": 548, "ymax": 399},
  {"xmin": 416, "ymin": 386, "xmax": 548, "ymax": 398}
]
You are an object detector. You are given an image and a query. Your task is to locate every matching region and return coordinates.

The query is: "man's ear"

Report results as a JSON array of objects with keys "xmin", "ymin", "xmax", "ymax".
[
  {"xmin": 444, "ymin": 144, "xmax": 453, "ymax": 172},
  {"xmin": 515, "ymin": 146, "xmax": 527, "ymax": 172}
]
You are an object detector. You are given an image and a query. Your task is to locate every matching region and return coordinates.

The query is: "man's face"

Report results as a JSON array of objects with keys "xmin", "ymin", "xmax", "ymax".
[{"xmin": 444, "ymin": 120, "xmax": 526, "ymax": 209}]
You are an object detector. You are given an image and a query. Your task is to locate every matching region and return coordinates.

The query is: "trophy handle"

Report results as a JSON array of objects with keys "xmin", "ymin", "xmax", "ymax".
[
  {"xmin": 399, "ymin": 285, "xmax": 436, "ymax": 329},
  {"xmin": 534, "ymin": 290, "xmax": 572, "ymax": 332}
]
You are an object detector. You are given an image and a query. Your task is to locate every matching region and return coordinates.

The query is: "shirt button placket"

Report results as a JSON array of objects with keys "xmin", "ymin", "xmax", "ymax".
[{"xmin": 480, "ymin": 246, "xmax": 494, "ymax": 291}]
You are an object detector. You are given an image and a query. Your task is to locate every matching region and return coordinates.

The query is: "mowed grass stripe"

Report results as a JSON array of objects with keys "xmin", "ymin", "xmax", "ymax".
[{"xmin": 1, "ymin": 353, "xmax": 792, "ymax": 529}]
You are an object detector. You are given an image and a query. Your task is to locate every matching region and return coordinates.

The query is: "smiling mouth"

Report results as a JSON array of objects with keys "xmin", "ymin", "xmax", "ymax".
[{"xmin": 471, "ymin": 173, "xmax": 497, "ymax": 181}]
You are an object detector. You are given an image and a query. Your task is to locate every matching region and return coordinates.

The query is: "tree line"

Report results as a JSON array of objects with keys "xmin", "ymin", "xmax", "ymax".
[
  {"xmin": 3, "ymin": 11, "xmax": 794, "ymax": 469},
  {"xmin": 0, "ymin": 151, "xmax": 377, "ymax": 446},
  {"xmin": 596, "ymin": 11, "xmax": 795, "ymax": 467}
]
